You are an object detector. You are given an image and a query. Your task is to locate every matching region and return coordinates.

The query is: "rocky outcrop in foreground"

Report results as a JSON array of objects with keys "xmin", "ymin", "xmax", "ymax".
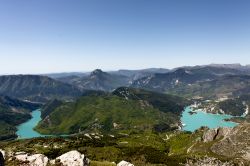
[
  {"xmin": 0, "ymin": 151, "xmax": 4, "ymax": 166},
  {"xmin": 15, "ymin": 152, "xmax": 48, "ymax": 166},
  {"xmin": 50, "ymin": 151, "xmax": 89, "ymax": 166},
  {"xmin": 2, "ymin": 150, "xmax": 134, "ymax": 166},
  {"xmin": 185, "ymin": 157, "xmax": 234, "ymax": 166},
  {"xmin": 117, "ymin": 160, "xmax": 134, "ymax": 166},
  {"xmin": 202, "ymin": 127, "xmax": 232, "ymax": 142},
  {"xmin": 4, "ymin": 150, "xmax": 88, "ymax": 166},
  {"xmin": 202, "ymin": 123, "xmax": 250, "ymax": 164},
  {"xmin": 211, "ymin": 123, "xmax": 250, "ymax": 161}
]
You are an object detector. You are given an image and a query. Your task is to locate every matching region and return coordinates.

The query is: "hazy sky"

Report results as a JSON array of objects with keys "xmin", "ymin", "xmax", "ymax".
[{"xmin": 0, "ymin": 0, "xmax": 250, "ymax": 74}]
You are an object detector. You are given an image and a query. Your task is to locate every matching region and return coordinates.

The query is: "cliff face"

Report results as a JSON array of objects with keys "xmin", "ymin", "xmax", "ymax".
[
  {"xmin": 202, "ymin": 127, "xmax": 232, "ymax": 143},
  {"xmin": 200, "ymin": 123, "xmax": 250, "ymax": 163},
  {"xmin": 210, "ymin": 123, "xmax": 250, "ymax": 160}
]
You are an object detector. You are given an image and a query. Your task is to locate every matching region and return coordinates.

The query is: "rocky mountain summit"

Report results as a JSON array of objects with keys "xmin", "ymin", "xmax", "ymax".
[{"xmin": 58, "ymin": 69, "xmax": 130, "ymax": 92}]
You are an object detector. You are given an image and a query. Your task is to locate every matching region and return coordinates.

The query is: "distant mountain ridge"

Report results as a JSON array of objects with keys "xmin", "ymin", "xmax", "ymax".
[
  {"xmin": 44, "ymin": 65, "xmax": 250, "ymax": 95},
  {"xmin": 207, "ymin": 63, "xmax": 250, "ymax": 71},
  {"xmin": 131, "ymin": 65, "xmax": 250, "ymax": 93},
  {"xmin": 109, "ymin": 68, "xmax": 170, "ymax": 81},
  {"xmin": 173, "ymin": 63, "xmax": 250, "ymax": 71},
  {"xmin": 57, "ymin": 69, "xmax": 130, "ymax": 91},
  {"xmin": 1, "ymin": 65, "xmax": 250, "ymax": 101},
  {"xmin": 168, "ymin": 74, "xmax": 250, "ymax": 99},
  {"xmin": 0, "ymin": 75, "xmax": 82, "ymax": 102},
  {"xmin": 55, "ymin": 68, "xmax": 170, "ymax": 92},
  {"xmin": 43, "ymin": 68, "xmax": 170, "ymax": 79},
  {"xmin": 42, "ymin": 72, "xmax": 89, "ymax": 79}
]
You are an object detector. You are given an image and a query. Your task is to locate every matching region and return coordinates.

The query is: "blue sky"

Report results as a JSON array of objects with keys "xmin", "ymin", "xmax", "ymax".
[{"xmin": 0, "ymin": 0, "xmax": 250, "ymax": 74}]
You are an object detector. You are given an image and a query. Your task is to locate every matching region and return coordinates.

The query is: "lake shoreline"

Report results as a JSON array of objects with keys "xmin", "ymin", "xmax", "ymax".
[
  {"xmin": 181, "ymin": 106, "xmax": 238, "ymax": 132},
  {"xmin": 16, "ymin": 109, "xmax": 70, "ymax": 140},
  {"xmin": 16, "ymin": 109, "xmax": 45, "ymax": 139}
]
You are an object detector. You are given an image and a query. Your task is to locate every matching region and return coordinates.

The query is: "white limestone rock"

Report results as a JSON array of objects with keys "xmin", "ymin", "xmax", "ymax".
[
  {"xmin": 203, "ymin": 127, "xmax": 232, "ymax": 143},
  {"xmin": 117, "ymin": 160, "xmax": 134, "ymax": 166},
  {"xmin": 15, "ymin": 153, "xmax": 48, "ymax": 166},
  {"xmin": 202, "ymin": 128, "xmax": 218, "ymax": 142},
  {"xmin": 56, "ymin": 150, "xmax": 89, "ymax": 166},
  {"xmin": 0, "ymin": 150, "xmax": 4, "ymax": 166},
  {"xmin": 0, "ymin": 150, "xmax": 5, "ymax": 159}
]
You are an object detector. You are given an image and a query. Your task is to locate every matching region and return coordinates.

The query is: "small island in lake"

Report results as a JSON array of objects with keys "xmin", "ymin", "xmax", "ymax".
[{"xmin": 188, "ymin": 111, "xmax": 197, "ymax": 115}]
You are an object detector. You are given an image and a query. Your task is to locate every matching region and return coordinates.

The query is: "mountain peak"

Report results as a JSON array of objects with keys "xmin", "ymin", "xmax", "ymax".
[
  {"xmin": 91, "ymin": 69, "xmax": 104, "ymax": 75},
  {"xmin": 208, "ymin": 63, "xmax": 242, "ymax": 68}
]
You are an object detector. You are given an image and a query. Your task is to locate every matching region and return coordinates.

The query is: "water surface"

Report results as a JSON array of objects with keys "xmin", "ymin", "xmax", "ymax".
[
  {"xmin": 181, "ymin": 107, "xmax": 238, "ymax": 132},
  {"xmin": 17, "ymin": 110, "xmax": 44, "ymax": 139}
]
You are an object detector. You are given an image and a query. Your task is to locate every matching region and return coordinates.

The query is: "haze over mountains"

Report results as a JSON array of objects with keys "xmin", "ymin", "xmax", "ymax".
[{"xmin": 1, "ymin": 64, "xmax": 250, "ymax": 102}]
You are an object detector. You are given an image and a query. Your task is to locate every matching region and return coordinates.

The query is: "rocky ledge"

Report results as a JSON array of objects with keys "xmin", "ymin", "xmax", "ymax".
[
  {"xmin": 0, "ymin": 149, "xmax": 134, "ymax": 166},
  {"xmin": 202, "ymin": 127, "xmax": 232, "ymax": 143},
  {"xmin": 50, "ymin": 151, "xmax": 89, "ymax": 166},
  {"xmin": 185, "ymin": 157, "xmax": 234, "ymax": 166},
  {"xmin": 202, "ymin": 123, "xmax": 250, "ymax": 164}
]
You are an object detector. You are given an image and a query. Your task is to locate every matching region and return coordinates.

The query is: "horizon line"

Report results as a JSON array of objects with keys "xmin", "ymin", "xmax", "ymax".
[{"xmin": 0, "ymin": 63, "xmax": 249, "ymax": 76}]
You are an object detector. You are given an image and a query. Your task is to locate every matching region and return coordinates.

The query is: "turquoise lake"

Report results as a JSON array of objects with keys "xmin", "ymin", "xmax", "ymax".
[
  {"xmin": 16, "ymin": 110, "xmax": 44, "ymax": 139},
  {"xmin": 17, "ymin": 107, "xmax": 239, "ymax": 139},
  {"xmin": 181, "ymin": 107, "xmax": 238, "ymax": 132}
]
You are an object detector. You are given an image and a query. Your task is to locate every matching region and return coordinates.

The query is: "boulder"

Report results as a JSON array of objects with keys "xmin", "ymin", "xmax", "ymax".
[
  {"xmin": 28, "ymin": 154, "xmax": 48, "ymax": 166},
  {"xmin": 55, "ymin": 150, "xmax": 89, "ymax": 166},
  {"xmin": 15, "ymin": 152, "xmax": 48, "ymax": 166},
  {"xmin": 216, "ymin": 127, "xmax": 232, "ymax": 139},
  {"xmin": 202, "ymin": 127, "xmax": 232, "ymax": 142},
  {"xmin": 15, "ymin": 152, "xmax": 28, "ymax": 161},
  {"xmin": 0, "ymin": 150, "xmax": 5, "ymax": 159},
  {"xmin": 0, "ymin": 151, "xmax": 4, "ymax": 166},
  {"xmin": 117, "ymin": 160, "xmax": 134, "ymax": 166},
  {"xmin": 202, "ymin": 128, "xmax": 218, "ymax": 142},
  {"xmin": 211, "ymin": 123, "xmax": 250, "ymax": 160}
]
